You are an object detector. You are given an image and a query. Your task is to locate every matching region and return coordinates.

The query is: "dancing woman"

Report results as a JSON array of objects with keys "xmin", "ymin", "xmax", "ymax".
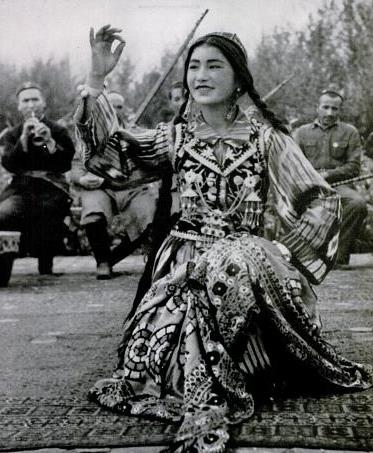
[{"xmin": 76, "ymin": 25, "xmax": 372, "ymax": 452}]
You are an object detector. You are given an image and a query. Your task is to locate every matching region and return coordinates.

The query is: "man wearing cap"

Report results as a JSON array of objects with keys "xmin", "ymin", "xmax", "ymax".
[
  {"xmin": 0, "ymin": 82, "xmax": 75, "ymax": 275},
  {"xmin": 293, "ymin": 88, "xmax": 367, "ymax": 268}
]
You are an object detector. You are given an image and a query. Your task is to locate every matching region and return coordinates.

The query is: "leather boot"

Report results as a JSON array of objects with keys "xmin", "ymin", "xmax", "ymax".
[
  {"xmin": 38, "ymin": 255, "xmax": 54, "ymax": 275},
  {"xmin": 0, "ymin": 254, "xmax": 15, "ymax": 287},
  {"xmin": 85, "ymin": 219, "xmax": 112, "ymax": 279}
]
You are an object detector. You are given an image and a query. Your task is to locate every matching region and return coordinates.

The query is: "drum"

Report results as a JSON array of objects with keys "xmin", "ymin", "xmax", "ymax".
[{"xmin": 0, "ymin": 231, "xmax": 21, "ymax": 287}]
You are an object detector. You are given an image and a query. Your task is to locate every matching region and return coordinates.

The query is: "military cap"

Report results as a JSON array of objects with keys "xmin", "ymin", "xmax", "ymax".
[
  {"xmin": 320, "ymin": 84, "xmax": 344, "ymax": 102},
  {"xmin": 16, "ymin": 81, "xmax": 43, "ymax": 97}
]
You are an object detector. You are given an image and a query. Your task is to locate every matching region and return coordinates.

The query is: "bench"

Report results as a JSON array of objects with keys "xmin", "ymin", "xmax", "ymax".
[{"xmin": 0, "ymin": 231, "xmax": 21, "ymax": 287}]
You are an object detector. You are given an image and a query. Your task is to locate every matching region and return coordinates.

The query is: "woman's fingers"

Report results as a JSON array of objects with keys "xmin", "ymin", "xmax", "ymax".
[
  {"xmin": 90, "ymin": 25, "xmax": 124, "ymax": 46},
  {"xmin": 108, "ymin": 27, "xmax": 123, "ymax": 34},
  {"xmin": 103, "ymin": 30, "xmax": 124, "ymax": 45},
  {"xmin": 97, "ymin": 26, "xmax": 122, "ymax": 40},
  {"xmin": 109, "ymin": 33, "xmax": 125, "ymax": 43},
  {"xmin": 96, "ymin": 24, "xmax": 111, "ymax": 37},
  {"xmin": 113, "ymin": 41, "xmax": 126, "ymax": 62},
  {"xmin": 88, "ymin": 25, "xmax": 125, "ymax": 72},
  {"xmin": 91, "ymin": 24, "xmax": 112, "ymax": 44},
  {"xmin": 105, "ymin": 34, "xmax": 126, "ymax": 50}
]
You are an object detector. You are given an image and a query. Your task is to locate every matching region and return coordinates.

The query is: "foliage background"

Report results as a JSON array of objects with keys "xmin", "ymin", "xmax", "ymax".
[
  {"xmin": 1, "ymin": 0, "xmax": 373, "ymax": 253},
  {"xmin": 0, "ymin": 0, "xmax": 373, "ymax": 134}
]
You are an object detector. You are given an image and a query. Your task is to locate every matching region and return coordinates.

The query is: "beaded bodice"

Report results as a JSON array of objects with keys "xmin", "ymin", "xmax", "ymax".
[{"xmin": 171, "ymin": 115, "xmax": 268, "ymax": 247}]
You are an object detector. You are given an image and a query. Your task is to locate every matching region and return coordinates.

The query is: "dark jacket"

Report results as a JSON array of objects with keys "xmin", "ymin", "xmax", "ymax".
[{"xmin": 1, "ymin": 118, "xmax": 75, "ymax": 196}]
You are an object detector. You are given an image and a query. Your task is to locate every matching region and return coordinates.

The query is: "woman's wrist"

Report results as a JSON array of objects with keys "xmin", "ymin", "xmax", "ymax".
[{"xmin": 88, "ymin": 72, "xmax": 106, "ymax": 90}]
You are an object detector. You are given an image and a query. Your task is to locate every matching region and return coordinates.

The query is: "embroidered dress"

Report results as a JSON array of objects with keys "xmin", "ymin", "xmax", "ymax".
[{"xmin": 77, "ymin": 94, "xmax": 373, "ymax": 453}]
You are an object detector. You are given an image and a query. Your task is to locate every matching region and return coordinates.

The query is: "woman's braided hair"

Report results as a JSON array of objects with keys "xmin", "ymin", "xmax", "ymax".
[{"xmin": 176, "ymin": 33, "xmax": 288, "ymax": 135}]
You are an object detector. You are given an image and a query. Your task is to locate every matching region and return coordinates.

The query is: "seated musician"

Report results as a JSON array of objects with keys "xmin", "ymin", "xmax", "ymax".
[
  {"xmin": 0, "ymin": 81, "xmax": 75, "ymax": 278},
  {"xmin": 293, "ymin": 87, "xmax": 367, "ymax": 268},
  {"xmin": 71, "ymin": 90, "xmax": 158, "ymax": 279}
]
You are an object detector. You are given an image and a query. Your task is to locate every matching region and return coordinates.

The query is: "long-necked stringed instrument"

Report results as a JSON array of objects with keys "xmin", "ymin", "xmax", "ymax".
[{"xmin": 331, "ymin": 173, "xmax": 373, "ymax": 188}]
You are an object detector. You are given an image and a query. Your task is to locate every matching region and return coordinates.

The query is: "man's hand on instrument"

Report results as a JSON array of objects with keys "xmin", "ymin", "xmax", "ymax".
[
  {"xmin": 20, "ymin": 117, "xmax": 39, "ymax": 151},
  {"xmin": 89, "ymin": 25, "xmax": 125, "ymax": 86},
  {"xmin": 32, "ymin": 122, "xmax": 57, "ymax": 153},
  {"xmin": 79, "ymin": 173, "xmax": 105, "ymax": 189},
  {"xmin": 34, "ymin": 122, "xmax": 52, "ymax": 144},
  {"xmin": 22, "ymin": 117, "xmax": 39, "ymax": 135}
]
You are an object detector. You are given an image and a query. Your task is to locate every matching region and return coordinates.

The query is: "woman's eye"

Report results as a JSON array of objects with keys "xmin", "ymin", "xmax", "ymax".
[
  {"xmin": 188, "ymin": 65, "xmax": 198, "ymax": 70},
  {"xmin": 209, "ymin": 65, "xmax": 222, "ymax": 69}
]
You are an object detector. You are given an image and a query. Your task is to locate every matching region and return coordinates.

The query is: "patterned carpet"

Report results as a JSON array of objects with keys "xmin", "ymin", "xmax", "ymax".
[
  {"xmin": 1, "ymin": 375, "xmax": 372, "ymax": 451},
  {"xmin": 0, "ymin": 257, "xmax": 372, "ymax": 450}
]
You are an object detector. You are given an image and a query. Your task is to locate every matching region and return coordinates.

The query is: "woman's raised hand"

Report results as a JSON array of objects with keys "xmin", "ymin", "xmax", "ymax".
[{"xmin": 89, "ymin": 25, "xmax": 126, "ymax": 82}]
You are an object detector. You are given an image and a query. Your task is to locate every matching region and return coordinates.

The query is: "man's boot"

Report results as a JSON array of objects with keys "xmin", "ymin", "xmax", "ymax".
[
  {"xmin": 0, "ymin": 254, "xmax": 15, "ymax": 287},
  {"xmin": 38, "ymin": 255, "xmax": 54, "ymax": 275},
  {"xmin": 85, "ymin": 219, "xmax": 112, "ymax": 280},
  {"xmin": 0, "ymin": 231, "xmax": 21, "ymax": 286}
]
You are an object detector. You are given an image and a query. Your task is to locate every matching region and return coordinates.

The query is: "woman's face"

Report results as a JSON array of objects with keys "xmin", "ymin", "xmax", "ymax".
[{"xmin": 187, "ymin": 44, "xmax": 236, "ymax": 108}]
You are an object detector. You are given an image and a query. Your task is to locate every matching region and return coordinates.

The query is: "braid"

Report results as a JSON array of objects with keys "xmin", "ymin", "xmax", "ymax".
[
  {"xmin": 173, "ymin": 97, "xmax": 188, "ymax": 125},
  {"xmin": 247, "ymin": 84, "xmax": 289, "ymax": 135}
]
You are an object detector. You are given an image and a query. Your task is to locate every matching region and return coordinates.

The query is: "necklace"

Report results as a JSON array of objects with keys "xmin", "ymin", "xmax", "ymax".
[
  {"xmin": 195, "ymin": 178, "xmax": 248, "ymax": 239},
  {"xmin": 180, "ymin": 169, "xmax": 263, "ymax": 241}
]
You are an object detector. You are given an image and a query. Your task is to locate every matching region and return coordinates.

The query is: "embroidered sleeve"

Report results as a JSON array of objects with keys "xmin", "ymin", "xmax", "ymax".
[
  {"xmin": 266, "ymin": 128, "xmax": 341, "ymax": 284},
  {"xmin": 75, "ymin": 92, "xmax": 172, "ymax": 185}
]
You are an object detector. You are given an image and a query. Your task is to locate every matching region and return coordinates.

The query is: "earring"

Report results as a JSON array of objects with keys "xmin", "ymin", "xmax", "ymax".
[
  {"xmin": 182, "ymin": 97, "xmax": 194, "ymax": 122},
  {"xmin": 225, "ymin": 87, "xmax": 241, "ymax": 122}
]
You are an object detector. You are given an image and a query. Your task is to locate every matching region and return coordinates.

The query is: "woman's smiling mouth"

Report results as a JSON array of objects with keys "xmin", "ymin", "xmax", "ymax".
[{"xmin": 196, "ymin": 86, "xmax": 214, "ymax": 94}]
